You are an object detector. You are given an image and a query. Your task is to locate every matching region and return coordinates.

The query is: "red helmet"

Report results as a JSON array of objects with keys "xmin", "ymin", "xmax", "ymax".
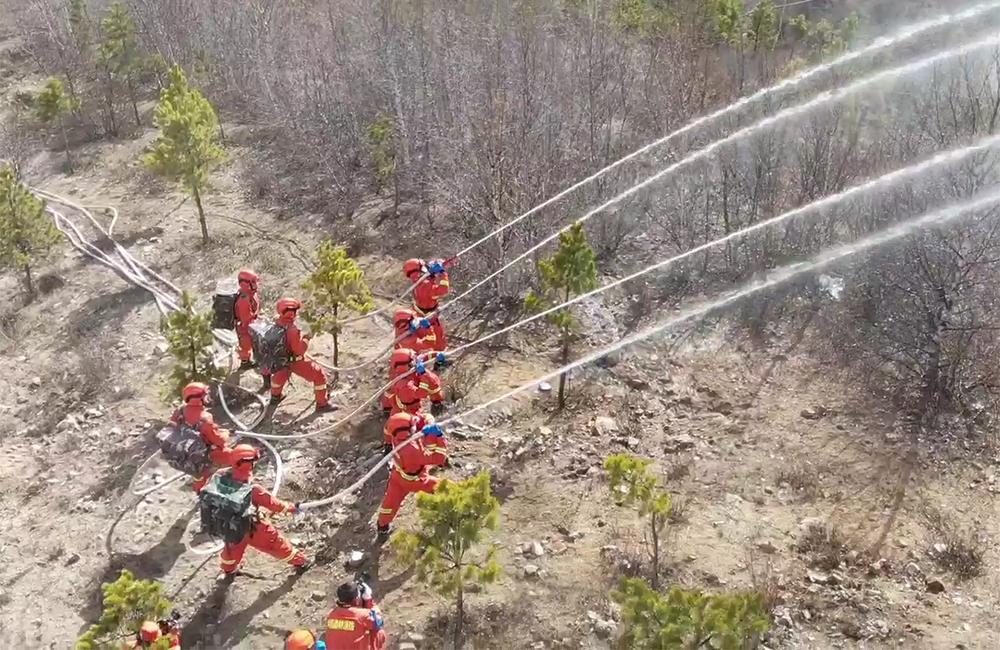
[
  {"xmin": 182, "ymin": 382, "xmax": 209, "ymax": 403},
  {"xmin": 403, "ymin": 258, "xmax": 425, "ymax": 280},
  {"xmin": 285, "ymin": 630, "xmax": 318, "ymax": 650},
  {"xmin": 385, "ymin": 412, "xmax": 417, "ymax": 439},
  {"xmin": 139, "ymin": 621, "xmax": 162, "ymax": 643},
  {"xmin": 276, "ymin": 297, "xmax": 302, "ymax": 316},
  {"xmin": 393, "ymin": 308, "xmax": 416, "ymax": 330},
  {"xmin": 238, "ymin": 269, "xmax": 259, "ymax": 285},
  {"xmin": 229, "ymin": 444, "xmax": 261, "ymax": 467},
  {"xmin": 390, "ymin": 348, "xmax": 416, "ymax": 373}
]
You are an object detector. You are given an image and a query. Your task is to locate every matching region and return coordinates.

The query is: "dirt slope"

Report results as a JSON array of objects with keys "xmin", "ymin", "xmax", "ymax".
[{"xmin": 2, "ymin": 42, "xmax": 1000, "ymax": 650}]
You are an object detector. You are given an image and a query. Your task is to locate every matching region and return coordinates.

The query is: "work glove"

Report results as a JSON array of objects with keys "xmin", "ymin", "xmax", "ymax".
[
  {"xmin": 418, "ymin": 318, "xmax": 432, "ymax": 329},
  {"xmin": 428, "ymin": 260, "xmax": 446, "ymax": 275},
  {"xmin": 407, "ymin": 320, "xmax": 419, "ymax": 333},
  {"xmin": 292, "ymin": 502, "xmax": 304, "ymax": 516},
  {"xmin": 315, "ymin": 641, "xmax": 327, "ymax": 650},
  {"xmin": 435, "ymin": 352, "xmax": 448, "ymax": 368},
  {"xmin": 414, "ymin": 359, "xmax": 427, "ymax": 375},
  {"xmin": 423, "ymin": 423, "xmax": 444, "ymax": 437},
  {"xmin": 359, "ymin": 581, "xmax": 374, "ymax": 603}
]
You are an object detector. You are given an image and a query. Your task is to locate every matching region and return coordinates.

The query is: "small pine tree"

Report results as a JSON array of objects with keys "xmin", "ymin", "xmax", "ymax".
[
  {"xmin": 99, "ymin": 2, "xmax": 142, "ymax": 130},
  {"xmin": 392, "ymin": 472, "xmax": 502, "ymax": 648},
  {"xmin": 301, "ymin": 240, "xmax": 374, "ymax": 380},
  {"xmin": 612, "ymin": 577, "xmax": 770, "ymax": 649},
  {"xmin": 143, "ymin": 65, "xmax": 225, "ymax": 245},
  {"xmin": 161, "ymin": 291, "xmax": 226, "ymax": 399},
  {"xmin": 605, "ymin": 454, "xmax": 671, "ymax": 588},
  {"xmin": 367, "ymin": 113, "xmax": 399, "ymax": 213},
  {"xmin": 524, "ymin": 222, "xmax": 598, "ymax": 409},
  {"xmin": 75, "ymin": 569, "xmax": 174, "ymax": 650},
  {"xmin": 0, "ymin": 164, "xmax": 61, "ymax": 299},
  {"xmin": 35, "ymin": 77, "xmax": 76, "ymax": 171}
]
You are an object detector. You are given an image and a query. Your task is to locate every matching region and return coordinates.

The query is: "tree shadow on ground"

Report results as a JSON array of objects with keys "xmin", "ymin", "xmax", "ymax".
[
  {"xmin": 183, "ymin": 572, "xmax": 302, "ymax": 649},
  {"xmin": 62, "ymin": 284, "xmax": 151, "ymax": 349},
  {"xmin": 80, "ymin": 506, "xmax": 196, "ymax": 634}
]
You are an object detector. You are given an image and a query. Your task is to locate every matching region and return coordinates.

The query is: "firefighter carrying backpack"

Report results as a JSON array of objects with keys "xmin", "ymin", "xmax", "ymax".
[
  {"xmin": 250, "ymin": 320, "xmax": 289, "ymax": 373},
  {"xmin": 156, "ymin": 417, "xmax": 211, "ymax": 477},
  {"xmin": 212, "ymin": 278, "xmax": 240, "ymax": 331},
  {"xmin": 199, "ymin": 471, "xmax": 254, "ymax": 544}
]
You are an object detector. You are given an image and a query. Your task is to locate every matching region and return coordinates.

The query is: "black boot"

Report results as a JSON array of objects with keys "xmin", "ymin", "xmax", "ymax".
[
  {"xmin": 382, "ymin": 443, "xmax": 393, "ymax": 456},
  {"xmin": 239, "ymin": 359, "xmax": 257, "ymax": 371},
  {"xmin": 376, "ymin": 524, "xmax": 392, "ymax": 544},
  {"xmin": 269, "ymin": 393, "xmax": 285, "ymax": 407},
  {"xmin": 315, "ymin": 402, "xmax": 337, "ymax": 414},
  {"xmin": 258, "ymin": 375, "xmax": 271, "ymax": 394},
  {"xmin": 430, "ymin": 401, "xmax": 446, "ymax": 416}
]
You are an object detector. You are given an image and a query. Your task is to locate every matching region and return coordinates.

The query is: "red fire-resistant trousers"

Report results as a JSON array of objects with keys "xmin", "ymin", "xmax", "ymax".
[
  {"xmin": 376, "ymin": 469, "xmax": 439, "ymax": 527},
  {"xmin": 271, "ymin": 359, "xmax": 329, "ymax": 406},
  {"xmin": 219, "ymin": 520, "xmax": 307, "ymax": 574}
]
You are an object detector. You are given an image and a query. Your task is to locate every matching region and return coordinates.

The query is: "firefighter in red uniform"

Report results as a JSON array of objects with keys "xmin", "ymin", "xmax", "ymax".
[
  {"xmin": 325, "ymin": 580, "xmax": 387, "ymax": 650},
  {"xmin": 234, "ymin": 269, "xmax": 260, "ymax": 367},
  {"xmin": 218, "ymin": 444, "xmax": 311, "ymax": 576},
  {"xmin": 392, "ymin": 308, "xmax": 436, "ymax": 352},
  {"xmin": 376, "ymin": 420, "xmax": 448, "ymax": 539},
  {"xmin": 131, "ymin": 618, "xmax": 181, "ymax": 649},
  {"xmin": 404, "ymin": 258, "xmax": 450, "ymax": 352},
  {"xmin": 270, "ymin": 298, "xmax": 334, "ymax": 412},
  {"xmin": 285, "ymin": 629, "xmax": 326, "ymax": 650},
  {"xmin": 385, "ymin": 358, "xmax": 444, "ymax": 417},
  {"xmin": 170, "ymin": 382, "xmax": 233, "ymax": 493},
  {"xmin": 381, "ymin": 348, "xmax": 447, "ymax": 413},
  {"xmin": 382, "ymin": 411, "xmax": 432, "ymax": 455}
]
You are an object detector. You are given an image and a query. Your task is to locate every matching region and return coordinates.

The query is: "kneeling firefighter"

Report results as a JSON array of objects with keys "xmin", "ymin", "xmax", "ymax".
[
  {"xmin": 167, "ymin": 382, "xmax": 234, "ymax": 493},
  {"xmin": 382, "ymin": 348, "xmax": 447, "ymax": 414},
  {"xmin": 377, "ymin": 420, "xmax": 448, "ymax": 539},
  {"xmin": 200, "ymin": 444, "xmax": 311, "ymax": 576},
  {"xmin": 270, "ymin": 298, "xmax": 334, "ymax": 413},
  {"xmin": 403, "ymin": 257, "xmax": 450, "ymax": 352},
  {"xmin": 325, "ymin": 579, "xmax": 387, "ymax": 650}
]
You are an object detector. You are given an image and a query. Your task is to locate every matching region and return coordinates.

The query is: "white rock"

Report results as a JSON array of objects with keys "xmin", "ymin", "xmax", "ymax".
[
  {"xmin": 538, "ymin": 382, "xmax": 552, "ymax": 393},
  {"xmin": 591, "ymin": 416, "xmax": 619, "ymax": 436},
  {"xmin": 530, "ymin": 541, "xmax": 545, "ymax": 557},
  {"xmin": 29, "ymin": 377, "xmax": 42, "ymax": 389},
  {"xmin": 523, "ymin": 564, "xmax": 540, "ymax": 578}
]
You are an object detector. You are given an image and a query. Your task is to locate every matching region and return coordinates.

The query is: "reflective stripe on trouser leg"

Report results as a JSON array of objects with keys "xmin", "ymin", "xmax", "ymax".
[
  {"xmin": 220, "ymin": 538, "xmax": 248, "ymax": 573},
  {"xmin": 377, "ymin": 478, "xmax": 407, "ymax": 527},
  {"xmin": 247, "ymin": 521, "xmax": 296, "ymax": 564},
  {"xmin": 270, "ymin": 368, "xmax": 290, "ymax": 397}
]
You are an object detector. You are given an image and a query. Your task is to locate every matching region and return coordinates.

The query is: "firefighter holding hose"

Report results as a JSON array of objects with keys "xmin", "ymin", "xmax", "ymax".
[{"xmin": 404, "ymin": 258, "xmax": 451, "ymax": 351}]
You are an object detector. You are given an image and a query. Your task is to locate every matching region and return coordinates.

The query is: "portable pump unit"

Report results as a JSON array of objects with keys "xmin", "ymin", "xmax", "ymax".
[
  {"xmin": 155, "ymin": 419, "xmax": 212, "ymax": 476},
  {"xmin": 249, "ymin": 320, "xmax": 289, "ymax": 374},
  {"xmin": 199, "ymin": 472, "xmax": 255, "ymax": 544},
  {"xmin": 212, "ymin": 278, "xmax": 240, "ymax": 330}
]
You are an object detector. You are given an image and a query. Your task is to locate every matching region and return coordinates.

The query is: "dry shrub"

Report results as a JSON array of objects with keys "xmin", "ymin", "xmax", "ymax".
[
  {"xmin": 776, "ymin": 463, "xmax": 821, "ymax": 500},
  {"xmin": 747, "ymin": 548, "xmax": 784, "ymax": 615},
  {"xmin": 444, "ymin": 361, "xmax": 481, "ymax": 403},
  {"xmin": 668, "ymin": 495, "xmax": 689, "ymax": 524},
  {"xmin": 796, "ymin": 522, "xmax": 847, "ymax": 571},
  {"xmin": 922, "ymin": 508, "xmax": 986, "ymax": 580}
]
